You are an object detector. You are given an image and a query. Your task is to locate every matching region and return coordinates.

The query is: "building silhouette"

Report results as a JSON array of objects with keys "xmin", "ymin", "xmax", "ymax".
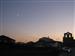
[
  {"xmin": 34, "ymin": 37, "xmax": 57, "ymax": 47},
  {"xmin": 63, "ymin": 32, "xmax": 75, "ymax": 47},
  {"xmin": 0, "ymin": 35, "xmax": 15, "ymax": 44}
]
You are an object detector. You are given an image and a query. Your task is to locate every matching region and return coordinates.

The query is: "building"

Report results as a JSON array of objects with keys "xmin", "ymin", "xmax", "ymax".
[
  {"xmin": 63, "ymin": 32, "xmax": 75, "ymax": 47},
  {"xmin": 0, "ymin": 35, "xmax": 15, "ymax": 44},
  {"xmin": 34, "ymin": 37, "xmax": 56, "ymax": 47}
]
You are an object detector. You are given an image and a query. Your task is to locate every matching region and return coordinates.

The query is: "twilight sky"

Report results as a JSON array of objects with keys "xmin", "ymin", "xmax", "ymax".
[{"xmin": 0, "ymin": 0, "xmax": 75, "ymax": 42}]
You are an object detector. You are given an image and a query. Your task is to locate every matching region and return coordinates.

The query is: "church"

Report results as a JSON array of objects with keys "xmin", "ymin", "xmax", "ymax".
[{"xmin": 63, "ymin": 32, "xmax": 75, "ymax": 47}]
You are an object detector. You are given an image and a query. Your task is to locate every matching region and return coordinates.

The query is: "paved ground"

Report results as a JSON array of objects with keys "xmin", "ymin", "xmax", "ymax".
[
  {"xmin": 71, "ymin": 48, "xmax": 75, "ymax": 56},
  {"xmin": 0, "ymin": 47, "xmax": 75, "ymax": 56},
  {"xmin": 59, "ymin": 47, "xmax": 75, "ymax": 56},
  {"xmin": 0, "ymin": 48, "xmax": 59, "ymax": 56}
]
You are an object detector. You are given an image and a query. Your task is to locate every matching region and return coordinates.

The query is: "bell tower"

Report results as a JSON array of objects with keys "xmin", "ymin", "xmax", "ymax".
[
  {"xmin": 64, "ymin": 32, "xmax": 73, "ymax": 39},
  {"xmin": 63, "ymin": 32, "xmax": 74, "ymax": 46}
]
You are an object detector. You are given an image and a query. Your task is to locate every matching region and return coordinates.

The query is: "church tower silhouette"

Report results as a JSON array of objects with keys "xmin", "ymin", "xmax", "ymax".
[{"xmin": 63, "ymin": 32, "xmax": 74, "ymax": 46}]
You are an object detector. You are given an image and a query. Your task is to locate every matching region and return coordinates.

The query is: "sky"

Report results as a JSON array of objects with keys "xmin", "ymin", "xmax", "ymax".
[{"xmin": 0, "ymin": 0, "xmax": 75, "ymax": 42}]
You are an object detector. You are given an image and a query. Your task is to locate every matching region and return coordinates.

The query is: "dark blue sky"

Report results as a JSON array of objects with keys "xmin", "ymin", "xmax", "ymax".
[{"xmin": 0, "ymin": 0, "xmax": 75, "ymax": 42}]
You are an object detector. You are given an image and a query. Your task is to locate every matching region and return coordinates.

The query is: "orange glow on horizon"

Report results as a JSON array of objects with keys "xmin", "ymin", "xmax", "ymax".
[{"xmin": 12, "ymin": 33, "xmax": 64, "ymax": 42}]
